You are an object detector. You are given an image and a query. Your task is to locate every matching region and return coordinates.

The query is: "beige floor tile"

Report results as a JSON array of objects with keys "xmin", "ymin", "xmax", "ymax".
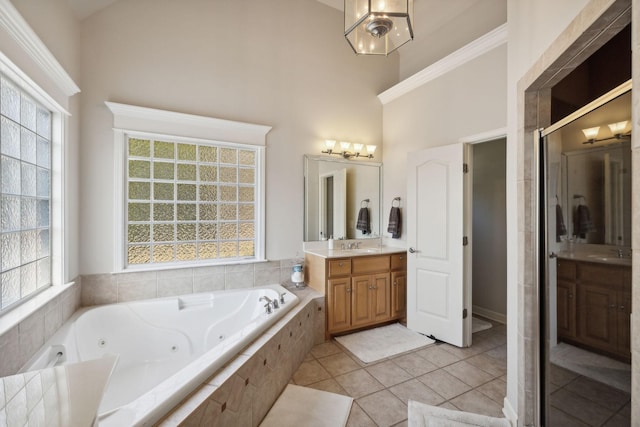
[
  {"xmin": 550, "ymin": 388, "xmax": 614, "ymax": 426},
  {"xmin": 291, "ymin": 360, "xmax": 331, "ymax": 386},
  {"xmin": 438, "ymin": 401, "xmax": 460, "ymax": 411},
  {"xmin": 476, "ymin": 378, "xmax": 506, "ymax": 404},
  {"xmin": 547, "ymin": 406, "xmax": 589, "ymax": 426},
  {"xmin": 310, "ymin": 341, "xmax": 344, "ymax": 359},
  {"xmin": 415, "ymin": 345, "xmax": 462, "ymax": 367},
  {"xmin": 389, "ymin": 378, "xmax": 445, "ymax": 406},
  {"xmin": 417, "ymin": 369, "xmax": 472, "ymax": 400},
  {"xmin": 306, "ymin": 378, "xmax": 349, "ymax": 395},
  {"xmin": 564, "ymin": 376, "xmax": 630, "ymax": 412},
  {"xmin": 391, "ymin": 352, "xmax": 439, "ymax": 376},
  {"xmin": 365, "ymin": 360, "xmax": 413, "ymax": 387},
  {"xmin": 392, "ymin": 420, "xmax": 408, "ymax": 427},
  {"xmin": 465, "ymin": 353, "xmax": 507, "ymax": 377},
  {"xmin": 346, "ymin": 402, "xmax": 377, "ymax": 427},
  {"xmin": 357, "ymin": 389, "xmax": 408, "ymax": 426},
  {"xmin": 444, "ymin": 361, "xmax": 494, "ymax": 387},
  {"xmin": 335, "ymin": 369, "xmax": 385, "ymax": 399},
  {"xmin": 483, "ymin": 343, "xmax": 507, "ymax": 361},
  {"xmin": 449, "ymin": 389, "xmax": 504, "ymax": 418},
  {"xmin": 438, "ymin": 343, "xmax": 484, "ymax": 359},
  {"xmin": 317, "ymin": 352, "xmax": 361, "ymax": 376},
  {"xmin": 549, "ymin": 363, "xmax": 579, "ymax": 387},
  {"xmin": 602, "ymin": 412, "xmax": 631, "ymax": 427}
]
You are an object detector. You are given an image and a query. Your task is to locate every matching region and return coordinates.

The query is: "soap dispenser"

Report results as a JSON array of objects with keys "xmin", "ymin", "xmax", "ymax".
[{"xmin": 328, "ymin": 236, "xmax": 334, "ymax": 250}]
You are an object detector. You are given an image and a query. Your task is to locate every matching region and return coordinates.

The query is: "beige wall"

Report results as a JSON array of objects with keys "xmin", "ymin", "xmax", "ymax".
[
  {"xmin": 382, "ymin": 44, "xmax": 507, "ymax": 242},
  {"xmin": 399, "ymin": 0, "xmax": 507, "ymax": 81},
  {"xmin": 78, "ymin": 0, "xmax": 399, "ymax": 274},
  {"xmin": 6, "ymin": 0, "xmax": 81, "ymax": 281}
]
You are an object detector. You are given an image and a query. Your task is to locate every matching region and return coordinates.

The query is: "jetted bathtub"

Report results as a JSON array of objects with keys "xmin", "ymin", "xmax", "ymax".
[{"xmin": 21, "ymin": 284, "xmax": 299, "ymax": 426}]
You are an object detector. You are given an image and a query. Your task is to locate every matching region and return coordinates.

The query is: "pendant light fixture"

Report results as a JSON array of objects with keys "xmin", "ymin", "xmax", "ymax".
[{"xmin": 344, "ymin": 0, "xmax": 414, "ymax": 56}]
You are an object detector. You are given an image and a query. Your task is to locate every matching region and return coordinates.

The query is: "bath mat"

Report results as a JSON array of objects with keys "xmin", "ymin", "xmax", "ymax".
[
  {"xmin": 408, "ymin": 400, "xmax": 510, "ymax": 427},
  {"xmin": 550, "ymin": 342, "xmax": 631, "ymax": 392},
  {"xmin": 472, "ymin": 316, "xmax": 493, "ymax": 334},
  {"xmin": 335, "ymin": 323, "xmax": 434, "ymax": 363},
  {"xmin": 260, "ymin": 384, "xmax": 353, "ymax": 427}
]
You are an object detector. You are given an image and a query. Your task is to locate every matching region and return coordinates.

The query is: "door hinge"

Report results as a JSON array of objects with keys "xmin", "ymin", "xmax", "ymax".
[
  {"xmin": 463, "ymin": 236, "xmax": 468, "ymax": 246},
  {"xmin": 463, "ymin": 163, "xmax": 469, "ymax": 173},
  {"xmin": 463, "ymin": 308, "xmax": 468, "ymax": 319}
]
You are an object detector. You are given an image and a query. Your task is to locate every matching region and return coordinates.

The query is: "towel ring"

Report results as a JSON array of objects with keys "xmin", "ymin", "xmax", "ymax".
[
  {"xmin": 392, "ymin": 197, "xmax": 401, "ymax": 207},
  {"xmin": 361, "ymin": 199, "xmax": 370, "ymax": 208}
]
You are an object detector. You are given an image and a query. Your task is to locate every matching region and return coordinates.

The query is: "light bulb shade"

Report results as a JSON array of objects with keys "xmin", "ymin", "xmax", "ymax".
[
  {"xmin": 366, "ymin": 144, "xmax": 377, "ymax": 154},
  {"xmin": 340, "ymin": 141, "xmax": 351, "ymax": 151},
  {"xmin": 345, "ymin": 0, "xmax": 414, "ymax": 56},
  {"xmin": 353, "ymin": 143, "xmax": 364, "ymax": 152},
  {"xmin": 608, "ymin": 121, "xmax": 628, "ymax": 134},
  {"xmin": 581, "ymin": 126, "xmax": 600, "ymax": 140},
  {"xmin": 325, "ymin": 139, "xmax": 336, "ymax": 150}
]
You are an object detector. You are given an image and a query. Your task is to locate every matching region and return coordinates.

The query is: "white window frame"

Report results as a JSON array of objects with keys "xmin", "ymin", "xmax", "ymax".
[{"xmin": 106, "ymin": 102, "xmax": 271, "ymax": 272}]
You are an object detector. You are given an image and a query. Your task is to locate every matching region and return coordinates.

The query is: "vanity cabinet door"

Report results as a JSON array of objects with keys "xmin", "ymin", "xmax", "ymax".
[
  {"xmin": 557, "ymin": 280, "xmax": 576, "ymax": 339},
  {"xmin": 577, "ymin": 283, "xmax": 617, "ymax": 351},
  {"xmin": 327, "ymin": 278, "xmax": 352, "ymax": 333},
  {"xmin": 391, "ymin": 270, "xmax": 407, "ymax": 319},
  {"xmin": 617, "ymin": 291, "xmax": 631, "ymax": 357},
  {"xmin": 371, "ymin": 273, "xmax": 391, "ymax": 322},
  {"xmin": 351, "ymin": 275, "xmax": 374, "ymax": 327}
]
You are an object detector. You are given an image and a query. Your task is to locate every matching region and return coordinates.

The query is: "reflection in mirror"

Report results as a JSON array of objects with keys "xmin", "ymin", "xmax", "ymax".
[
  {"xmin": 547, "ymin": 90, "xmax": 631, "ymax": 246},
  {"xmin": 304, "ymin": 155, "xmax": 381, "ymax": 241}
]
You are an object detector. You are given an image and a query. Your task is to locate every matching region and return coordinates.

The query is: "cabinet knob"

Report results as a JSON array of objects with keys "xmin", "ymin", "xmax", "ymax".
[
  {"xmin": 346, "ymin": 288, "xmax": 352, "ymax": 293},
  {"xmin": 393, "ymin": 281, "xmax": 397, "ymax": 286},
  {"xmin": 339, "ymin": 262, "xmax": 344, "ymax": 266},
  {"xmin": 620, "ymin": 305, "xmax": 625, "ymax": 310},
  {"xmin": 568, "ymin": 294, "xmax": 573, "ymax": 299},
  {"xmin": 399, "ymin": 256, "xmax": 404, "ymax": 260}
]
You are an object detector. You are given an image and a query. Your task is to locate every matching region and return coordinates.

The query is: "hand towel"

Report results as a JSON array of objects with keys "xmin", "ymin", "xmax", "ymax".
[
  {"xmin": 387, "ymin": 207, "xmax": 401, "ymax": 239},
  {"xmin": 356, "ymin": 207, "xmax": 370, "ymax": 235},
  {"xmin": 573, "ymin": 204, "xmax": 593, "ymax": 238},
  {"xmin": 556, "ymin": 204, "xmax": 566, "ymax": 242}
]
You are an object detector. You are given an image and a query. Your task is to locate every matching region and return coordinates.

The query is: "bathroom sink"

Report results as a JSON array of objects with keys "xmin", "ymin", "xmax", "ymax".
[
  {"xmin": 586, "ymin": 254, "xmax": 611, "ymax": 261},
  {"xmin": 352, "ymin": 247, "xmax": 382, "ymax": 254}
]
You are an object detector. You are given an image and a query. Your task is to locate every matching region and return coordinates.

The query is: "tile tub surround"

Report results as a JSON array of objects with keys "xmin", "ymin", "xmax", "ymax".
[
  {"xmin": 156, "ymin": 288, "xmax": 324, "ymax": 426},
  {"xmin": 0, "ymin": 279, "xmax": 82, "ymax": 377},
  {"xmin": 81, "ymin": 259, "xmax": 303, "ymax": 306}
]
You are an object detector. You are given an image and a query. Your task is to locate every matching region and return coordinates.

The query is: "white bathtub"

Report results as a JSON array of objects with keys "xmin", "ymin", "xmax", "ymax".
[{"xmin": 21, "ymin": 284, "xmax": 299, "ymax": 426}]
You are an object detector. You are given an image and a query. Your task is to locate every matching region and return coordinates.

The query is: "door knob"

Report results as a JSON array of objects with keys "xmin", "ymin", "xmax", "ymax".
[
  {"xmin": 549, "ymin": 252, "xmax": 557, "ymax": 259},
  {"xmin": 409, "ymin": 247, "xmax": 417, "ymax": 253}
]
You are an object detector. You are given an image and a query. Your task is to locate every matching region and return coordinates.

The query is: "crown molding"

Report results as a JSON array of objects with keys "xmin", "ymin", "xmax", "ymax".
[
  {"xmin": 378, "ymin": 23, "xmax": 507, "ymax": 105},
  {"xmin": 0, "ymin": 0, "xmax": 80, "ymax": 97}
]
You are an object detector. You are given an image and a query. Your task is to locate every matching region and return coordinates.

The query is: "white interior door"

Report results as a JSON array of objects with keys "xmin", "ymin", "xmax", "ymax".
[{"xmin": 407, "ymin": 143, "xmax": 469, "ymax": 347}]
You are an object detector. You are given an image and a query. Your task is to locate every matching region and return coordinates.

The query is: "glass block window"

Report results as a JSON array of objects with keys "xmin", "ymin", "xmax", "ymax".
[
  {"xmin": 126, "ymin": 135, "xmax": 258, "ymax": 267},
  {"xmin": 0, "ymin": 75, "xmax": 51, "ymax": 310}
]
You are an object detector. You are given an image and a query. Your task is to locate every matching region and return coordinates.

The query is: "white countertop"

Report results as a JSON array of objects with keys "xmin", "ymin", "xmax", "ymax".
[
  {"xmin": 557, "ymin": 251, "xmax": 631, "ymax": 267},
  {"xmin": 304, "ymin": 246, "xmax": 406, "ymax": 259}
]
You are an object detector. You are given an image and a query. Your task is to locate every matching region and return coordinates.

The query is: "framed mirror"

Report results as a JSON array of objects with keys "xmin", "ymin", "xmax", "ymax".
[{"xmin": 304, "ymin": 155, "xmax": 381, "ymax": 241}]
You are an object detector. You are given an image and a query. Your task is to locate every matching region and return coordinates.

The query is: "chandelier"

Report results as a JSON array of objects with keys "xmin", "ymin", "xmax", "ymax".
[{"xmin": 344, "ymin": 0, "xmax": 414, "ymax": 56}]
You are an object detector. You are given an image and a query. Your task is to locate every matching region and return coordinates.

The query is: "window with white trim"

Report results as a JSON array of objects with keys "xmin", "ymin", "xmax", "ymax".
[
  {"xmin": 0, "ymin": 74, "xmax": 52, "ymax": 311},
  {"xmin": 125, "ymin": 134, "xmax": 261, "ymax": 267}
]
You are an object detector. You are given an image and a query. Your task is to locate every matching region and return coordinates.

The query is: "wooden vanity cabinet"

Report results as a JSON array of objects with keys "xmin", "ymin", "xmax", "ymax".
[
  {"xmin": 305, "ymin": 252, "xmax": 407, "ymax": 338},
  {"xmin": 557, "ymin": 258, "xmax": 631, "ymax": 362}
]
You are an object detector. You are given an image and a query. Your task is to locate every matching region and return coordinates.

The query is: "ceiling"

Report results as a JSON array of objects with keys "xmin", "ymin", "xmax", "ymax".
[{"xmin": 65, "ymin": 0, "xmax": 118, "ymax": 20}]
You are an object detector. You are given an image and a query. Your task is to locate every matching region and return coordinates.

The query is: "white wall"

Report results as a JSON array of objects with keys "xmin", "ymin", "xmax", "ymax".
[
  {"xmin": 382, "ymin": 44, "xmax": 507, "ymax": 242},
  {"xmin": 505, "ymin": 0, "xmax": 592, "ymax": 415},
  {"xmin": 7, "ymin": 0, "xmax": 81, "ymax": 281},
  {"xmin": 78, "ymin": 0, "xmax": 399, "ymax": 274}
]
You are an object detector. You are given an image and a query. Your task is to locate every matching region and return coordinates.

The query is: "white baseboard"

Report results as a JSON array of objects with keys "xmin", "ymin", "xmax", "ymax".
[
  {"xmin": 473, "ymin": 305, "xmax": 506, "ymax": 324},
  {"xmin": 502, "ymin": 397, "xmax": 517, "ymax": 426}
]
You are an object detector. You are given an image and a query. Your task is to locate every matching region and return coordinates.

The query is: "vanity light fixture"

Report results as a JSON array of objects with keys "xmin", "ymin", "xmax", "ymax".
[
  {"xmin": 581, "ymin": 121, "xmax": 631, "ymax": 144},
  {"xmin": 321, "ymin": 139, "xmax": 376, "ymax": 159},
  {"xmin": 344, "ymin": 0, "xmax": 414, "ymax": 56}
]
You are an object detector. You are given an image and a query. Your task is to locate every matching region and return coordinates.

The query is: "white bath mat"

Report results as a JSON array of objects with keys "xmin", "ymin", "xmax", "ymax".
[
  {"xmin": 408, "ymin": 400, "xmax": 510, "ymax": 427},
  {"xmin": 335, "ymin": 323, "xmax": 435, "ymax": 363},
  {"xmin": 260, "ymin": 384, "xmax": 353, "ymax": 427},
  {"xmin": 472, "ymin": 316, "xmax": 493, "ymax": 334},
  {"xmin": 550, "ymin": 342, "xmax": 631, "ymax": 392}
]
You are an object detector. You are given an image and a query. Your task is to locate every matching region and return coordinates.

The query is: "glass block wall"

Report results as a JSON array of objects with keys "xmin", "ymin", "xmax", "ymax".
[
  {"xmin": 126, "ymin": 136, "xmax": 258, "ymax": 267},
  {"xmin": 0, "ymin": 76, "xmax": 52, "ymax": 311}
]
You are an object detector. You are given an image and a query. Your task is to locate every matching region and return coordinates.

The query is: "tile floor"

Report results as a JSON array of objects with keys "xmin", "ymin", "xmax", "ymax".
[{"xmin": 290, "ymin": 321, "xmax": 631, "ymax": 426}]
